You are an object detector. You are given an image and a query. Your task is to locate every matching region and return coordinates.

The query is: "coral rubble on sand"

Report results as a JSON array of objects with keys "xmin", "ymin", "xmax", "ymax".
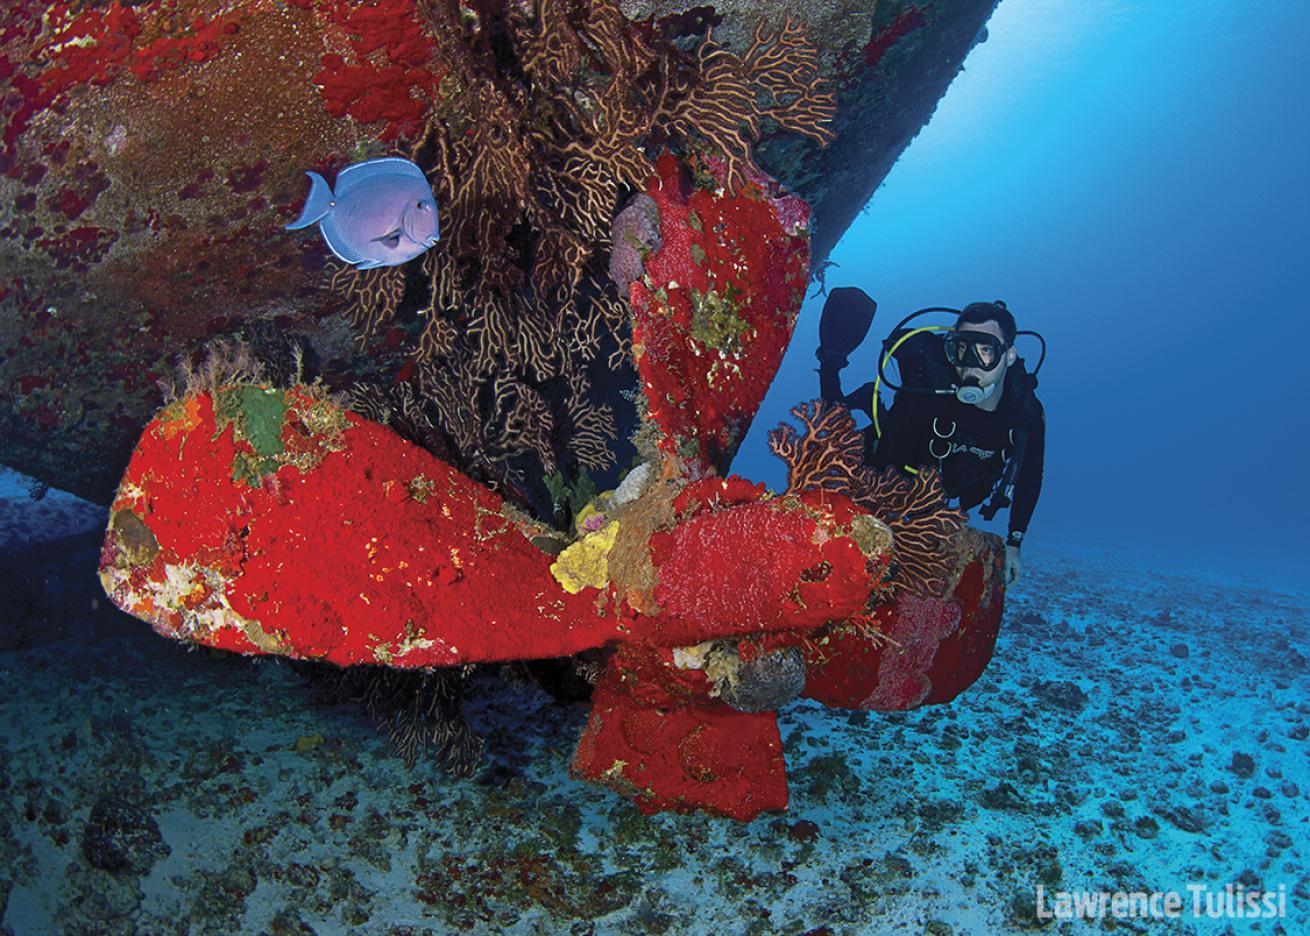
[{"xmin": 6, "ymin": 531, "xmax": 1308, "ymax": 931}]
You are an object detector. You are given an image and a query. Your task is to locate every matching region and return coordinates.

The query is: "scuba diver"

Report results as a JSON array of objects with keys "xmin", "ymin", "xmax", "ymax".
[{"xmin": 816, "ymin": 287, "xmax": 1045, "ymax": 586}]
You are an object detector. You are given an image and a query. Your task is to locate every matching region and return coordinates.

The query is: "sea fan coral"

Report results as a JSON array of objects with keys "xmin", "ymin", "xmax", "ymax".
[
  {"xmin": 331, "ymin": 264, "xmax": 409, "ymax": 352},
  {"xmin": 321, "ymin": 0, "xmax": 835, "ymax": 519},
  {"xmin": 301, "ymin": 663, "xmax": 484, "ymax": 775},
  {"xmin": 858, "ymin": 465, "xmax": 966, "ymax": 597},
  {"xmin": 769, "ymin": 399, "xmax": 965, "ymax": 596},
  {"xmin": 400, "ymin": 0, "xmax": 834, "ymax": 360},
  {"xmin": 767, "ymin": 399, "xmax": 866, "ymax": 493},
  {"xmin": 661, "ymin": 17, "xmax": 837, "ymax": 192}
]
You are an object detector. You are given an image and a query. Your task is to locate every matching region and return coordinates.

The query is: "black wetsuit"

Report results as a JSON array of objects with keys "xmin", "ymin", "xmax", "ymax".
[{"xmin": 872, "ymin": 367, "xmax": 1045, "ymax": 546}]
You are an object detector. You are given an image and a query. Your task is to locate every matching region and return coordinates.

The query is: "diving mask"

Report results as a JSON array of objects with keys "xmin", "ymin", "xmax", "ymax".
[{"xmin": 944, "ymin": 329, "xmax": 1008, "ymax": 372}]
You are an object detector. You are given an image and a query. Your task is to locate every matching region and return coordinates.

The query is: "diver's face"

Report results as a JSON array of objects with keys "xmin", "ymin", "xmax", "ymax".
[{"xmin": 952, "ymin": 319, "xmax": 1016, "ymax": 388}]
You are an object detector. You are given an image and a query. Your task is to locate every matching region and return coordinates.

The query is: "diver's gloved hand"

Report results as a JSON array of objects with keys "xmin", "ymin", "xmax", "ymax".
[{"xmin": 1004, "ymin": 544, "xmax": 1021, "ymax": 586}]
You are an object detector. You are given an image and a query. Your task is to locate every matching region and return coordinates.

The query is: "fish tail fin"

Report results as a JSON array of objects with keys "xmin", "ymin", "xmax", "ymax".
[{"xmin": 285, "ymin": 172, "xmax": 334, "ymax": 230}]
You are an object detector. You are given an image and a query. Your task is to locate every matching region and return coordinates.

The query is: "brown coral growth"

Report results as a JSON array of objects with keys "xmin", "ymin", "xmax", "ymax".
[
  {"xmin": 769, "ymin": 400, "xmax": 965, "ymax": 597},
  {"xmin": 302, "ymin": 664, "xmax": 483, "ymax": 776},
  {"xmin": 329, "ymin": 0, "xmax": 835, "ymax": 521},
  {"xmin": 400, "ymin": 0, "xmax": 835, "ymax": 367},
  {"xmin": 332, "ymin": 264, "xmax": 407, "ymax": 350},
  {"xmin": 662, "ymin": 17, "xmax": 837, "ymax": 192}
]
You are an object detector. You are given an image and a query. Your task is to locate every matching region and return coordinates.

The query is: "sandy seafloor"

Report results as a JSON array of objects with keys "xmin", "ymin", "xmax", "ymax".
[{"xmin": 1, "ymin": 465, "xmax": 1307, "ymax": 935}]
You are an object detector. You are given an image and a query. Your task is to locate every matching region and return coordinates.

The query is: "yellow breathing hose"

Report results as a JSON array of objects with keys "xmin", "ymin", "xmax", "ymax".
[{"xmin": 872, "ymin": 325, "xmax": 953, "ymax": 441}]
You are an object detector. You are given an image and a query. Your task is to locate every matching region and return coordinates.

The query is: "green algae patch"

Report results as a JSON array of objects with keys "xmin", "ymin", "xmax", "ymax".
[
  {"xmin": 407, "ymin": 474, "xmax": 438, "ymax": 503},
  {"xmin": 798, "ymin": 752, "xmax": 862, "ymax": 800},
  {"xmin": 606, "ymin": 802, "xmax": 683, "ymax": 871},
  {"xmin": 544, "ymin": 466, "xmax": 597, "ymax": 520},
  {"xmin": 214, "ymin": 385, "xmax": 287, "ymax": 456},
  {"xmin": 690, "ymin": 287, "xmax": 750, "ymax": 353},
  {"xmin": 537, "ymin": 802, "xmax": 583, "ymax": 853},
  {"xmin": 214, "ymin": 384, "xmax": 287, "ymax": 485},
  {"xmin": 210, "ymin": 383, "xmax": 351, "ymax": 485},
  {"xmin": 415, "ymin": 834, "xmax": 639, "ymax": 922}
]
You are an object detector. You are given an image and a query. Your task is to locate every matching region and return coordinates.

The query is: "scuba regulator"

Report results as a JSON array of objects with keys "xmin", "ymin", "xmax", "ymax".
[{"xmin": 874, "ymin": 303, "xmax": 1046, "ymax": 413}]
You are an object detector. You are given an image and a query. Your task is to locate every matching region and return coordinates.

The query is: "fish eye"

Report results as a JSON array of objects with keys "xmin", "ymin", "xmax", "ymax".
[{"xmin": 416, "ymin": 201, "xmax": 425, "ymax": 210}]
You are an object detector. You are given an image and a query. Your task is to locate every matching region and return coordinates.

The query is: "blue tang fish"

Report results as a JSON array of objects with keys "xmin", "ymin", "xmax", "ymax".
[{"xmin": 286, "ymin": 157, "xmax": 439, "ymax": 270}]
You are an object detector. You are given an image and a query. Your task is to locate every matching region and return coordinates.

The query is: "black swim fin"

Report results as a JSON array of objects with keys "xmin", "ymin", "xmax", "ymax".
[
  {"xmin": 817, "ymin": 286, "xmax": 877, "ymax": 366},
  {"xmin": 817, "ymin": 286, "xmax": 877, "ymax": 405}
]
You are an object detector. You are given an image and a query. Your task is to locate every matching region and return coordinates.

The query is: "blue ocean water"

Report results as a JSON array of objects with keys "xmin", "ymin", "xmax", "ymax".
[
  {"xmin": 737, "ymin": 0, "xmax": 1310, "ymax": 579},
  {"xmin": 3, "ymin": 0, "xmax": 1308, "ymax": 933}
]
